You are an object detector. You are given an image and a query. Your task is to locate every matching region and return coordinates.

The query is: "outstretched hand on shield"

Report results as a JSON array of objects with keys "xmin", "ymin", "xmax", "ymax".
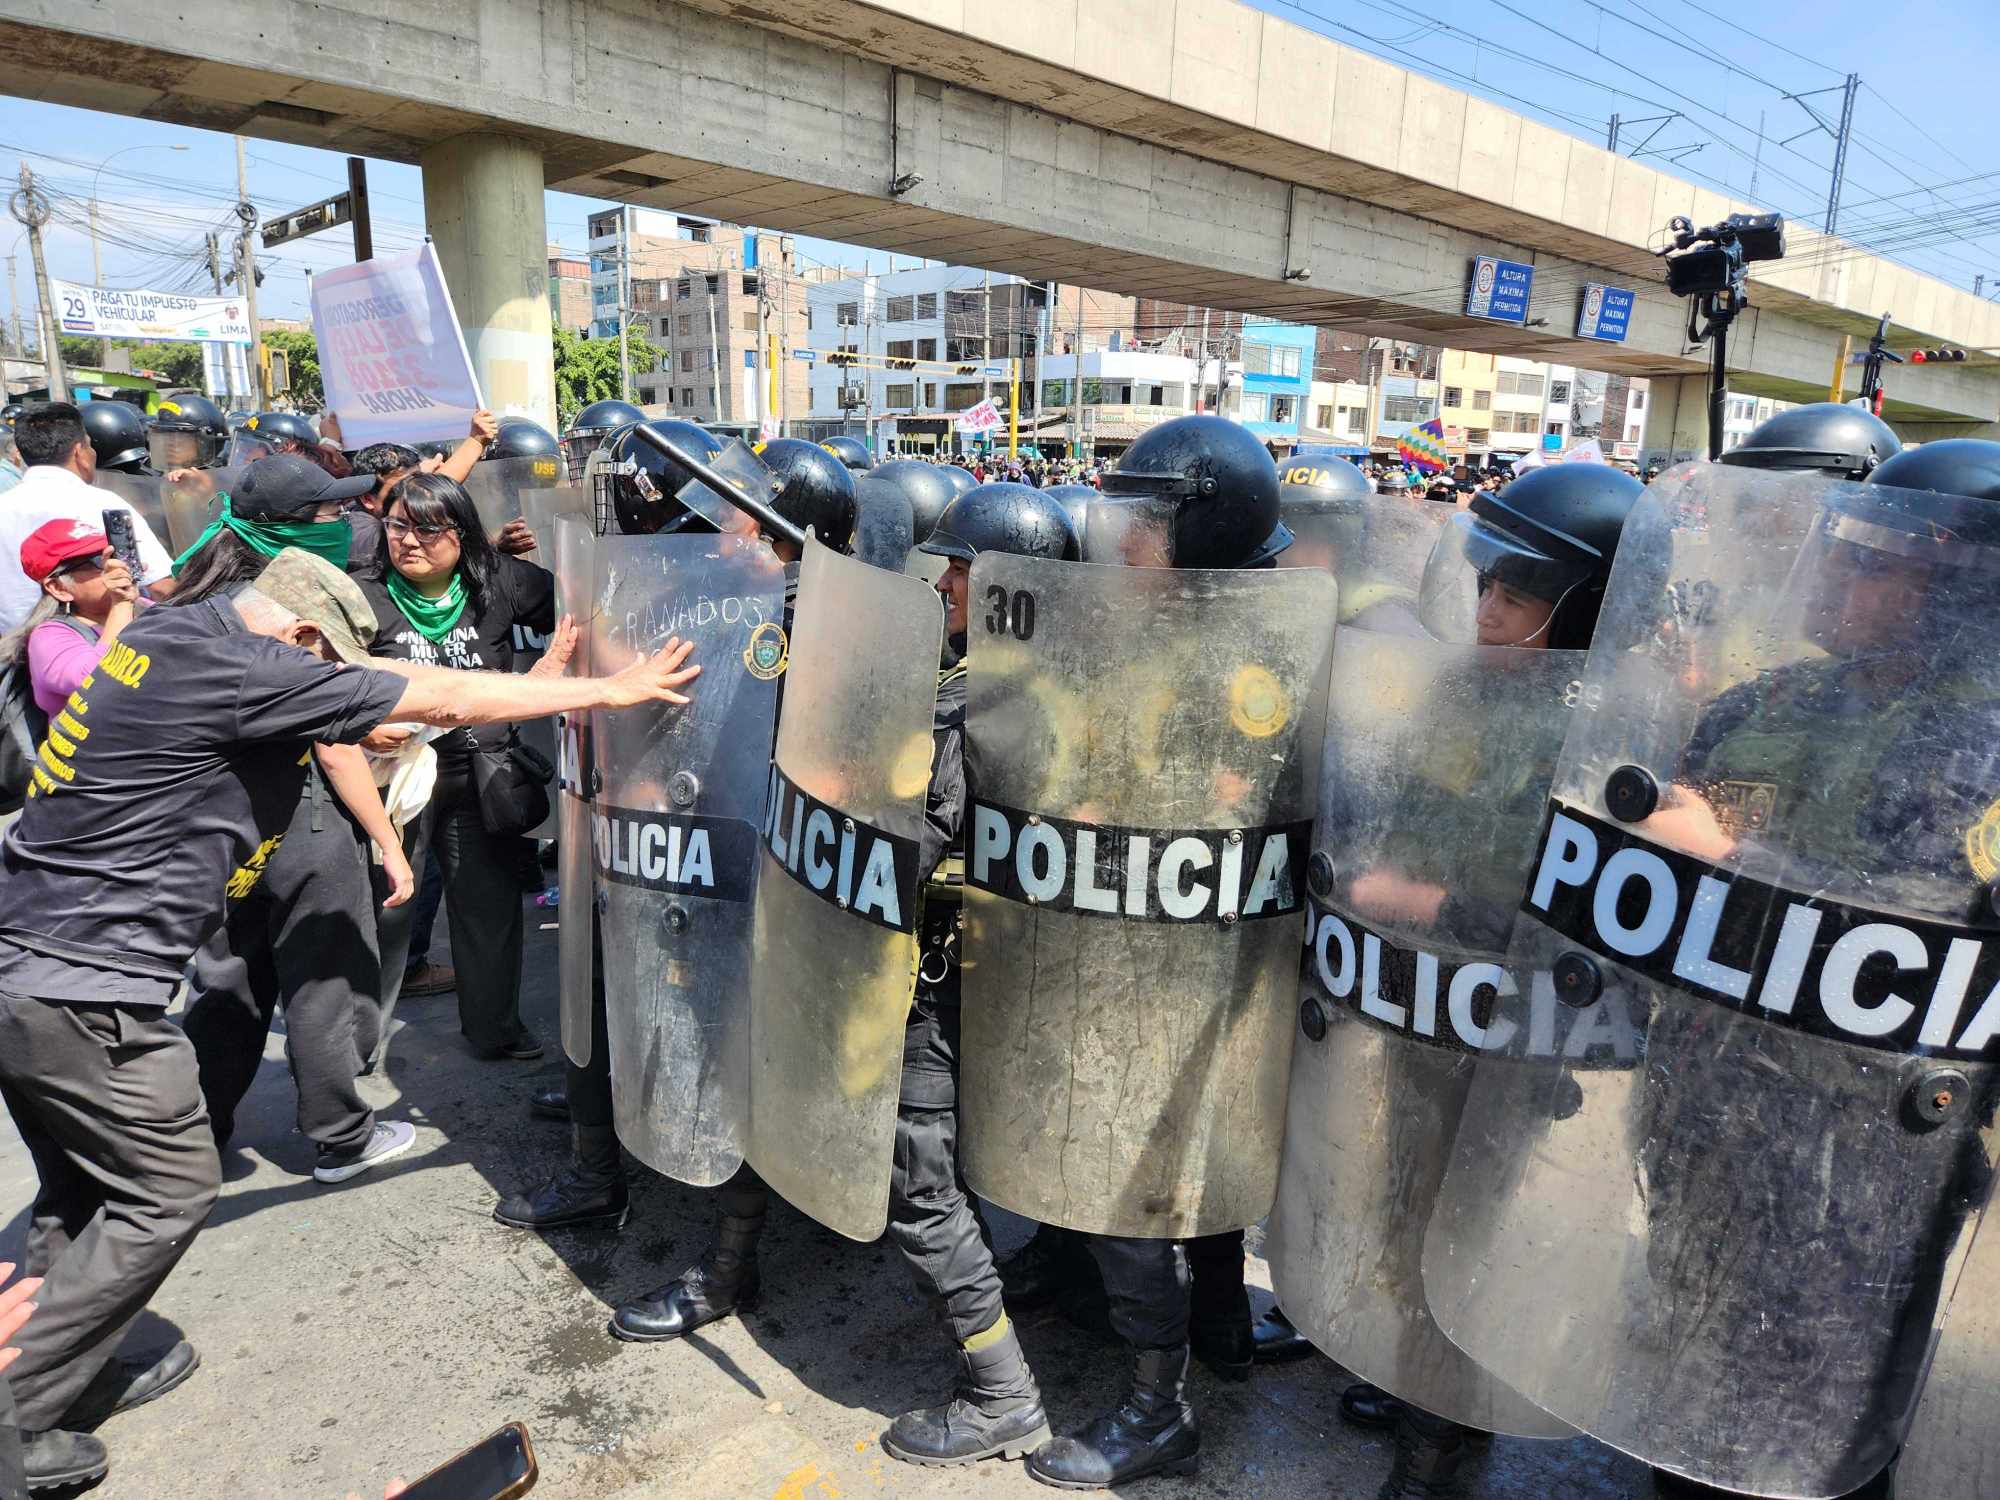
[
  {"xmin": 603, "ymin": 636, "xmax": 701, "ymax": 709},
  {"xmin": 529, "ymin": 615, "xmax": 580, "ymax": 678}
]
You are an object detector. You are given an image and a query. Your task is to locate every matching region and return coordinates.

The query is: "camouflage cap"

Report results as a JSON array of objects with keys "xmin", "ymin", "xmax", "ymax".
[{"xmin": 251, "ymin": 547, "xmax": 378, "ymax": 665}]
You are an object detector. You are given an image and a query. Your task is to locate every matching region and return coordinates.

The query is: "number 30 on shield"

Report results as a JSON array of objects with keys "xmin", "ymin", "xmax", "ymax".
[{"xmin": 985, "ymin": 586, "xmax": 1035, "ymax": 641}]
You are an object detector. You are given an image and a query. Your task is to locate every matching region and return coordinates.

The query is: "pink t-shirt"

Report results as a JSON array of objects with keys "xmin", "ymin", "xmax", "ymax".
[{"xmin": 27, "ymin": 617, "xmax": 108, "ymax": 719}]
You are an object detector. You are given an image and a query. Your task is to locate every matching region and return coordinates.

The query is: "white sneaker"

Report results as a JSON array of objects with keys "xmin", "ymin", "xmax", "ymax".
[{"xmin": 314, "ymin": 1120, "xmax": 417, "ymax": 1184}]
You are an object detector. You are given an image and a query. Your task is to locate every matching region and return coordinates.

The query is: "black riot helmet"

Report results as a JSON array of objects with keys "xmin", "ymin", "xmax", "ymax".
[
  {"xmin": 1865, "ymin": 438, "xmax": 2000, "ymax": 504},
  {"xmin": 1376, "ymin": 469, "xmax": 1415, "ymax": 495},
  {"xmin": 603, "ymin": 419, "xmax": 725, "ymax": 535},
  {"xmin": 920, "ymin": 482, "xmax": 1081, "ymax": 565},
  {"xmin": 1419, "ymin": 463, "xmax": 1644, "ymax": 648},
  {"xmin": 1044, "ymin": 482, "xmax": 1096, "ymax": 536},
  {"xmin": 149, "ymin": 391, "xmax": 230, "ymax": 469},
  {"xmin": 757, "ymin": 438, "xmax": 859, "ymax": 549},
  {"xmin": 937, "ymin": 463, "xmax": 976, "ymax": 501},
  {"xmin": 488, "ymin": 416, "xmax": 560, "ymax": 464},
  {"xmin": 820, "ymin": 434, "xmax": 872, "ymax": 472},
  {"xmin": 80, "ymin": 400, "xmax": 150, "ymax": 472},
  {"xmin": 562, "ymin": 398, "xmax": 645, "ymax": 480},
  {"xmin": 245, "ymin": 410, "xmax": 320, "ymax": 451},
  {"xmin": 872, "ymin": 459, "xmax": 960, "ymax": 545},
  {"xmin": 1091, "ymin": 415, "xmax": 1290, "ymax": 569},
  {"xmin": 1279, "ymin": 453, "xmax": 1372, "ymax": 500},
  {"xmin": 1717, "ymin": 401, "xmax": 1902, "ymax": 479}
]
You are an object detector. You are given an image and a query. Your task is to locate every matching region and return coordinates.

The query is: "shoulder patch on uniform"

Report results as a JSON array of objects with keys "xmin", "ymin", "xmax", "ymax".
[{"xmin": 1967, "ymin": 796, "xmax": 2000, "ymax": 883}]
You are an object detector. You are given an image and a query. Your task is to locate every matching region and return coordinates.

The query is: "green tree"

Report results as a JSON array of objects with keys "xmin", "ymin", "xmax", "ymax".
[
  {"xmin": 552, "ymin": 321, "xmax": 660, "ymax": 428},
  {"xmin": 261, "ymin": 330, "xmax": 323, "ymax": 408},
  {"xmin": 55, "ymin": 337, "xmax": 208, "ymax": 389}
]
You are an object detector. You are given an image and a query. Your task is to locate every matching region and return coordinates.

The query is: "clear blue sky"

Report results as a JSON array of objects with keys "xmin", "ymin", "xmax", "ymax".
[{"xmin": 0, "ymin": 0, "xmax": 1990, "ymax": 325}]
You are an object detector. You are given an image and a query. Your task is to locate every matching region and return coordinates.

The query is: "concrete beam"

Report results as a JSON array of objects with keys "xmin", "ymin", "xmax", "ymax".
[{"xmin": 0, "ymin": 0, "xmax": 1994, "ymax": 423}]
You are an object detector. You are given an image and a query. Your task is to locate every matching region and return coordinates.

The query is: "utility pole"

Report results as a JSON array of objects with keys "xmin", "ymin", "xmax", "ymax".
[
  {"xmin": 5, "ymin": 251, "xmax": 19, "ymax": 359},
  {"xmin": 12, "ymin": 163, "xmax": 67, "ymax": 402},
  {"xmin": 1068, "ymin": 288, "xmax": 1085, "ymax": 461},
  {"xmin": 234, "ymin": 137, "xmax": 266, "ymax": 407},
  {"xmin": 1826, "ymin": 73, "xmax": 1859, "ymax": 233},
  {"xmin": 1607, "ymin": 114, "xmax": 1620, "ymax": 152},
  {"xmin": 706, "ymin": 294, "xmax": 723, "ymax": 421},
  {"xmin": 981, "ymin": 270, "xmax": 992, "ymax": 450},
  {"xmin": 88, "ymin": 198, "xmax": 108, "ymax": 369},
  {"xmin": 1749, "ymin": 110, "xmax": 1766, "ymax": 203},
  {"xmin": 1196, "ymin": 307, "xmax": 1212, "ymax": 412},
  {"xmin": 346, "ymin": 156, "xmax": 373, "ymax": 262},
  {"xmin": 618, "ymin": 206, "xmax": 632, "ymax": 402},
  {"xmin": 754, "ymin": 239, "xmax": 769, "ymax": 434}
]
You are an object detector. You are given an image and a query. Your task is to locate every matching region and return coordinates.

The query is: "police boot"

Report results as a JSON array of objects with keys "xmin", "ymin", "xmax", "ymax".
[
  {"xmin": 610, "ymin": 1204, "xmax": 764, "ymax": 1342},
  {"xmin": 491, "ymin": 1124, "xmax": 628, "ymax": 1231},
  {"xmin": 1378, "ymin": 1407, "xmax": 1492, "ymax": 1500},
  {"xmin": 881, "ymin": 1317, "xmax": 1052, "ymax": 1466},
  {"xmin": 1340, "ymin": 1381, "xmax": 1407, "ymax": 1429},
  {"xmin": 1025, "ymin": 1345, "xmax": 1199, "ymax": 1489},
  {"xmin": 528, "ymin": 1085, "xmax": 571, "ymax": 1122}
]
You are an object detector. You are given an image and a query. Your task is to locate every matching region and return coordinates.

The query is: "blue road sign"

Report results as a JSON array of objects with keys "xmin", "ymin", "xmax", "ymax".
[
  {"xmin": 1466, "ymin": 255, "xmax": 1534, "ymax": 325},
  {"xmin": 792, "ymin": 348, "xmax": 818, "ymax": 362},
  {"xmin": 1576, "ymin": 283, "xmax": 1636, "ymax": 343}
]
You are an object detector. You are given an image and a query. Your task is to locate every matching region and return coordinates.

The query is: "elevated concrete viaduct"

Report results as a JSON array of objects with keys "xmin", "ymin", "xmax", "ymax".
[{"xmin": 5, "ymin": 0, "xmax": 1994, "ymax": 444}]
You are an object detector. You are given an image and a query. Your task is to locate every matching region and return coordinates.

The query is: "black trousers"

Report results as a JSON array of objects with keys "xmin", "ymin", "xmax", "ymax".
[
  {"xmin": 0, "ymin": 1376, "xmax": 25, "ymax": 1500},
  {"xmin": 427, "ymin": 763, "xmax": 529, "ymax": 1053},
  {"xmin": 183, "ymin": 784, "xmax": 378, "ymax": 1159},
  {"xmin": 0, "ymin": 994, "xmax": 219, "ymax": 1432},
  {"xmin": 885, "ymin": 987, "xmax": 1006, "ymax": 1345},
  {"xmin": 1085, "ymin": 1234, "xmax": 1190, "ymax": 1351},
  {"xmin": 561, "ymin": 917, "xmax": 614, "ymax": 1129}
]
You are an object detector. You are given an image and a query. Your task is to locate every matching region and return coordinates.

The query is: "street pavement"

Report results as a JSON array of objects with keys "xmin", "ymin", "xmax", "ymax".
[{"xmin": 0, "ymin": 902, "xmax": 1655, "ymax": 1498}]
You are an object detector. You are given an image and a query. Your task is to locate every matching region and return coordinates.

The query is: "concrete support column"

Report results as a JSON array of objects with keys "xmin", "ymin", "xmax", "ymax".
[
  {"xmin": 1641, "ymin": 374, "xmax": 1712, "ymax": 470},
  {"xmin": 420, "ymin": 133, "xmax": 555, "ymax": 434}
]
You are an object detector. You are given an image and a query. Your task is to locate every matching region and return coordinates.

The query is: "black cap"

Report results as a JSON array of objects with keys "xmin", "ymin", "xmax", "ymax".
[{"xmin": 231, "ymin": 454, "xmax": 375, "ymax": 521}]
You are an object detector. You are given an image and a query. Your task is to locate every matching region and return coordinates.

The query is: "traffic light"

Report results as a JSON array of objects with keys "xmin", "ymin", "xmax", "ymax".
[
  {"xmin": 826, "ymin": 351, "xmax": 858, "ymax": 367},
  {"xmin": 886, "ymin": 357, "xmax": 916, "ymax": 371},
  {"xmin": 1910, "ymin": 348, "xmax": 1967, "ymax": 363}
]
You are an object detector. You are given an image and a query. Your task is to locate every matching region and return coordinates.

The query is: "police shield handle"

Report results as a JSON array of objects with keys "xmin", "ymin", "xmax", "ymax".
[{"xmin": 630, "ymin": 424, "xmax": 807, "ymax": 550}]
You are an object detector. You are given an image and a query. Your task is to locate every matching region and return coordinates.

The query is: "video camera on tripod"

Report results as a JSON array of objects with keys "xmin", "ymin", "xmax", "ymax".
[{"xmin": 1655, "ymin": 212, "xmax": 1786, "ymax": 459}]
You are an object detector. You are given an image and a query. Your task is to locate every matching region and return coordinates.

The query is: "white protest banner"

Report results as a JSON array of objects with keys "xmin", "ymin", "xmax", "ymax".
[
  {"xmin": 955, "ymin": 398, "xmax": 1003, "ymax": 435},
  {"xmin": 310, "ymin": 243, "xmax": 483, "ymax": 446},
  {"xmin": 52, "ymin": 281, "xmax": 252, "ymax": 345},
  {"xmin": 1560, "ymin": 438, "xmax": 1609, "ymax": 465}
]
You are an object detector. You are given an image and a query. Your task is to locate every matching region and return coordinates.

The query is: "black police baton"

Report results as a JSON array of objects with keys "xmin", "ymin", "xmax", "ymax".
[{"xmin": 625, "ymin": 425, "xmax": 808, "ymax": 550}]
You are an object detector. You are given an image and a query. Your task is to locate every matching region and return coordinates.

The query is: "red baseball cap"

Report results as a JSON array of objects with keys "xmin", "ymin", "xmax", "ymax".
[{"xmin": 21, "ymin": 519, "xmax": 108, "ymax": 584}]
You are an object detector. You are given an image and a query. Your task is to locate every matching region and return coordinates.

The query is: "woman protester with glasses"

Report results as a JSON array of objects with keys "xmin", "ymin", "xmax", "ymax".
[
  {"xmin": 361, "ymin": 471, "xmax": 555, "ymax": 1062},
  {"xmin": 3, "ymin": 521, "xmax": 144, "ymax": 721}
]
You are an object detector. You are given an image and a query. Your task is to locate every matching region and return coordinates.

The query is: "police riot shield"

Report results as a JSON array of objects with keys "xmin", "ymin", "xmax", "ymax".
[
  {"xmin": 592, "ymin": 531, "xmax": 787, "ymax": 1184},
  {"xmin": 1280, "ymin": 489, "xmax": 1444, "ymax": 638},
  {"xmin": 506, "ymin": 481, "xmax": 586, "ymax": 842},
  {"xmin": 676, "ymin": 439, "xmax": 780, "ymax": 538},
  {"xmin": 1422, "ymin": 465, "xmax": 2000, "ymax": 1497},
  {"xmin": 1265, "ymin": 627, "xmax": 1583, "ymax": 1438},
  {"xmin": 852, "ymin": 476, "xmax": 915, "ymax": 571},
  {"xmin": 553, "ymin": 514, "xmax": 599, "ymax": 1068},
  {"xmin": 89, "ymin": 471, "xmax": 170, "ymax": 554},
  {"xmin": 462, "ymin": 453, "xmax": 566, "ymax": 535},
  {"xmin": 162, "ymin": 467, "xmax": 236, "ymax": 554},
  {"xmin": 960, "ymin": 557, "xmax": 1338, "ymax": 1237},
  {"xmin": 1897, "ymin": 1216, "xmax": 2000, "ymax": 1496},
  {"xmin": 745, "ymin": 534, "xmax": 943, "ymax": 1240}
]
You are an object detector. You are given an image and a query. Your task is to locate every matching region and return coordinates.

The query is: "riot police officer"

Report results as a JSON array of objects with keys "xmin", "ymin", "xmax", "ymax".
[
  {"xmin": 872, "ymin": 459, "xmax": 960, "ymax": 550},
  {"xmin": 559, "ymin": 398, "xmax": 645, "ymax": 481},
  {"xmin": 78, "ymin": 401, "xmax": 150, "ymax": 474},
  {"xmin": 870, "ymin": 482, "xmax": 1083, "ymax": 1469},
  {"xmin": 752, "ymin": 438, "xmax": 858, "ymax": 559},
  {"xmin": 820, "ymin": 433, "xmax": 872, "ymax": 472},
  {"xmin": 1715, "ymin": 400, "xmax": 1902, "ymax": 479},
  {"xmin": 1626, "ymin": 438, "xmax": 2000, "ymax": 1500},
  {"xmin": 1000, "ymin": 415, "xmax": 1294, "ymax": 1490},
  {"xmin": 146, "ymin": 392, "xmax": 230, "ymax": 473}
]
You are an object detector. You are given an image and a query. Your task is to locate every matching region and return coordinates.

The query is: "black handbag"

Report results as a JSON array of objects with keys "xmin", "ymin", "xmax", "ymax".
[{"xmin": 468, "ymin": 724, "xmax": 554, "ymax": 837}]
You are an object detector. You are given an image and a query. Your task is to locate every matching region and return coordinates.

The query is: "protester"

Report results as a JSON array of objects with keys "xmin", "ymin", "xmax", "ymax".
[
  {"xmin": 361, "ymin": 471, "xmax": 555, "ymax": 1061},
  {"xmin": 0, "ymin": 545, "xmax": 699, "ymax": 1493},
  {"xmin": 3, "ymin": 521, "xmax": 142, "ymax": 720},
  {"xmin": 0, "ymin": 405, "xmax": 175, "ymax": 632}
]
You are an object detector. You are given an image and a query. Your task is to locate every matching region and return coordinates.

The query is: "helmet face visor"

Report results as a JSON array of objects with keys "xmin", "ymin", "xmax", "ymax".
[
  {"xmin": 148, "ymin": 428, "xmax": 214, "ymax": 471},
  {"xmin": 1418, "ymin": 510, "xmax": 1585, "ymax": 646},
  {"xmin": 675, "ymin": 438, "xmax": 780, "ymax": 540},
  {"xmin": 1082, "ymin": 492, "xmax": 1178, "ymax": 566}
]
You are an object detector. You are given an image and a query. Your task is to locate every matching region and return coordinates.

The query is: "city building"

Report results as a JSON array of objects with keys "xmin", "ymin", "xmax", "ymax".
[
  {"xmin": 546, "ymin": 248, "xmax": 591, "ymax": 336},
  {"xmin": 1035, "ymin": 349, "xmax": 1201, "ymax": 460},
  {"xmin": 629, "ymin": 230, "xmax": 810, "ymax": 428},
  {"xmin": 1539, "ymin": 367, "xmax": 1652, "ymax": 464},
  {"xmin": 1302, "ymin": 378, "xmax": 1371, "ymax": 449},
  {"xmin": 586, "ymin": 207, "xmax": 735, "ymax": 340},
  {"xmin": 1235, "ymin": 317, "xmax": 1315, "ymax": 447},
  {"xmin": 1721, "ymin": 392, "xmax": 1787, "ymax": 453}
]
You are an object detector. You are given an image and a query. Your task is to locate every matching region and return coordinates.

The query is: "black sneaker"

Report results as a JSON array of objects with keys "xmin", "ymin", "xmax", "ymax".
[{"xmin": 314, "ymin": 1121, "xmax": 418, "ymax": 1184}]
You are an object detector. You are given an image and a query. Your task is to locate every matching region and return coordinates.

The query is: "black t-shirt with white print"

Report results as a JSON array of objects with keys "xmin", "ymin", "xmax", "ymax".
[{"xmin": 362, "ymin": 556, "xmax": 555, "ymax": 765}]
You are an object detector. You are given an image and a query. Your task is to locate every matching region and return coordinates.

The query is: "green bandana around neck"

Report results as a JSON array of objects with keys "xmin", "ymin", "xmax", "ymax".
[
  {"xmin": 171, "ymin": 496, "xmax": 353, "ymax": 576},
  {"xmin": 385, "ymin": 566, "xmax": 469, "ymax": 643}
]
